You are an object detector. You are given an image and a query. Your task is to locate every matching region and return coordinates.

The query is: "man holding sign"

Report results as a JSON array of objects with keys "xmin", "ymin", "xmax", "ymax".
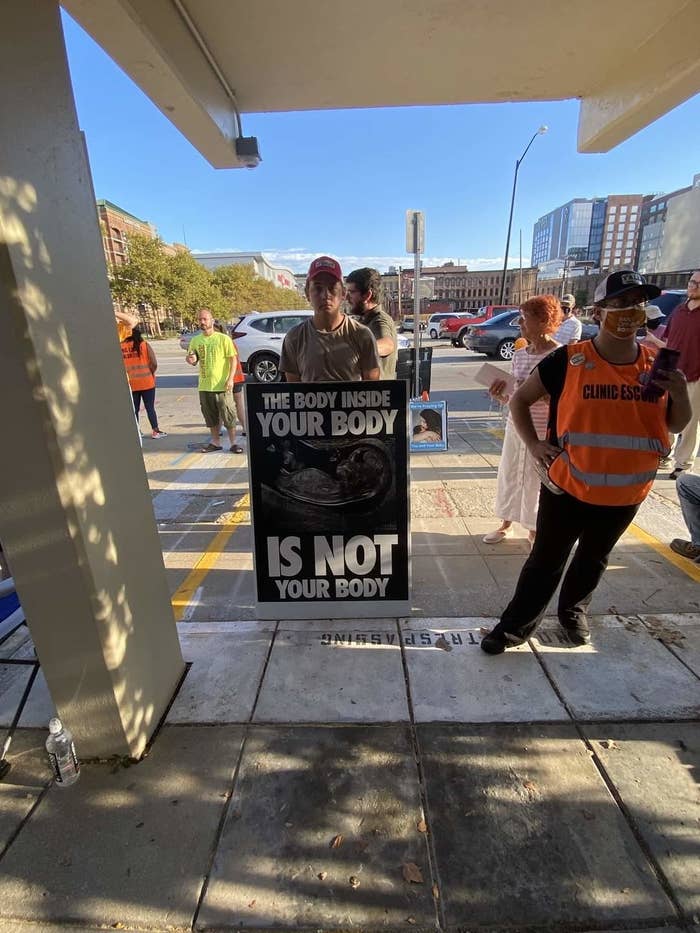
[{"xmin": 280, "ymin": 256, "xmax": 380, "ymax": 383}]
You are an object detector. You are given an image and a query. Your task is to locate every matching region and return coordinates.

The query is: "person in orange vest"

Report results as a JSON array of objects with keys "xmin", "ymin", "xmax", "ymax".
[
  {"xmin": 481, "ymin": 271, "xmax": 691, "ymax": 655},
  {"xmin": 118, "ymin": 312, "xmax": 167, "ymax": 438}
]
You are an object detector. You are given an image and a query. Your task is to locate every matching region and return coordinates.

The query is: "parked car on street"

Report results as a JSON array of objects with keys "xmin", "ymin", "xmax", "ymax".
[
  {"xmin": 230, "ymin": 310, "xmax": 313, "ymax": 382},
  {"xmin": 443, "ymin": 305, "xmax": 520, "ymax": 347},
  {"xmin": 465, "ymin": 310, "xmax": 598, "ymax": 361},
  {"xmin": 399, "ymin": 316, "xmax": 426, "ymax": 333},
  {"xmin": 425, "ymin": 312, "xmax": 470, "ymax": 339},
  {"xmin": 179, "ymin": 330, "xmax": 201, "ymax": 350},
  {"xmin": 646, "ymin": 289, "xmax": 686, "ymax": 322}
]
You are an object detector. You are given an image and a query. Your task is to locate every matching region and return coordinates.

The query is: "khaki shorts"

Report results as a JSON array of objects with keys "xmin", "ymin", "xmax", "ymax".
[{"xmin": 199, "ymin": 390, "xmax": 236, "ymax": 429}]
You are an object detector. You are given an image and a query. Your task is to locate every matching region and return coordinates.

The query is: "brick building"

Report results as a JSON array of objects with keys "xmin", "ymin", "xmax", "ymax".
[{"xmin": 382, "ymin": 262, "xmax": 538, "ymax": 318}]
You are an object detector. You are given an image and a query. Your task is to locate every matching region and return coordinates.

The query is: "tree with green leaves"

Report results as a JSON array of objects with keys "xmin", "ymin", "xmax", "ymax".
[{"xmin": 212, "ymin": 263, "xmax": 307, "ymax": 318}]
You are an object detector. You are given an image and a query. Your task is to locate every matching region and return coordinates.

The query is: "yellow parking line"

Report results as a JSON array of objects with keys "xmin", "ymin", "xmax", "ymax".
[
  {"xmin": 628, "ymin": 522, "xmax": 700, "ymax": 583},
  {"xmin": 171, "ymin": 493, "xmax": 251, "ymax": 621}
]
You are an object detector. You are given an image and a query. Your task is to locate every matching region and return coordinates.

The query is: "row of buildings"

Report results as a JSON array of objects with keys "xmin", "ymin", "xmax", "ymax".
[{"xmin": 532, "ymin": 172, "xmax": 700, "ymax": 278}]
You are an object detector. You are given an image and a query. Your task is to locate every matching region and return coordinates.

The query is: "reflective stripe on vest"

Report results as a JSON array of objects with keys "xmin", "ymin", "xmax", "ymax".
[
  {"xmin": 559, "ymin": 452, "xmax": 658, "ymax": 488},
  {"xmin": 560, "ymin": 431, "xmax": 667, "ymax": 453}
]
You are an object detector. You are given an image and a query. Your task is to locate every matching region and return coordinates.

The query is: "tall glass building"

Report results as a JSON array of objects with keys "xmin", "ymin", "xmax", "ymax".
[{"xmin": 531, "ymin": 199, "xmax": 594, "ymax": 265}]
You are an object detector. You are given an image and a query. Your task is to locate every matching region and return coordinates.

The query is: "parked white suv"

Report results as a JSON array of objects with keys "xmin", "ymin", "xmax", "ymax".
[{"xmin": 230, "ymin": 311, "xmax": 313, "ymax": 382}]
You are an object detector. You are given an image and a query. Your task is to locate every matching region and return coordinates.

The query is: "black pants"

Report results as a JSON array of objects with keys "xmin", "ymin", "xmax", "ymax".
[
  {"xmin": 132, "ymin": 387, "xmax": 159, "ymax": 431},
  {"xmin": 498, "ymin": 486, "xmax": 639, "ymax": 639}
]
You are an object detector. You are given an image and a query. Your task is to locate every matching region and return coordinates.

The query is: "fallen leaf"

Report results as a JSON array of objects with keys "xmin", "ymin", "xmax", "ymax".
[
  {"xmin": 406, "ymin": 917, "xmax": 416, "ymax": 925},
  {"xmin": 582, "ymin": 809, "xmax": 595, "ymax": 820},
  {"xmin": 330, "ymin": 834, "xmax": 344, "ymax": 849},
  {"xmin": 479, "ymin": 626, "xmax": 491, "ymax": 636},
  {"xmin": 435, "ymin": 635, "xmax": 452, "ymax": 652},
  {"xmin": 522, "ymin": 780, "xmax": 537, "ymax": 798},
  {"xmin": 318, "ymin": 871, "xmax": 327, "ymax": 881},
  {"xmin": 416, "ymin": 818, "xmax": 427, "ymax": 834},
  {"xmin": 247, "ymin": 899, "xmax": 256, "ymax": 909},
  {"xmin": 432, "ymin": 884, "xmax": 440, "ymax": 901},
  {"xmin": 402, "ymin": 862, "xmax": 424, "ymax": 884},
  {"xmin": 111, "ymin": 925, "xmax": 126, "ymax": 930},
  {"xmin": 349, "ymin": 876, "xmax": 360, "ymax": 888},
  {"xmin": 599, "ymin": 740, "xmax": 619, "ymax": 750}
]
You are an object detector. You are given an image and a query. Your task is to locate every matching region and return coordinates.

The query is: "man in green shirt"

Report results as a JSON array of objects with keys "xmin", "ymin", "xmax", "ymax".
[
  {"xmin": 186, "ymin": 309, "xmax": 244, "ymax": 453},
  {"xmin": 346, "ymin": 267, "xmax": 398, "ymax": 378}
]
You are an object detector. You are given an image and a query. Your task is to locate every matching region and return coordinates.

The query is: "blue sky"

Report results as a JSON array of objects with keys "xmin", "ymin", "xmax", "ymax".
[{"xmin": 62, "ymin": 11, "xmax": 699, "ymax": 274}]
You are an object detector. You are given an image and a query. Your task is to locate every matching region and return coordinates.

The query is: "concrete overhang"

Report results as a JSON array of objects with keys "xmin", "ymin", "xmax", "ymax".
[{"xmin": 62, "ymin": 0, "xmax": 700, "ymax": 168}]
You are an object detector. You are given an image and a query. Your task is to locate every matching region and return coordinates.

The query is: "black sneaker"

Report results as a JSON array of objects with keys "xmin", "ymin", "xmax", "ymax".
[
  {"xmin": 669, "ymin": 468, "xmax": 685, "ymax": 481},
  {"xmin": 480, "ymin": 627, "xmax": 526, "ymax": 655},
  {"xmin": 560, "ymin": 620, "xmax": 591, "ymax": 646}
]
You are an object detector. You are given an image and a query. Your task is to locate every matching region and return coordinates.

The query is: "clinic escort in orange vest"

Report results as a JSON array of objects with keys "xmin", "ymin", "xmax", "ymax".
[
  {"xmin": 121, "ymin": 337, "xmax": 155, "ymax": 392},
  {"xmin": 547, "ymin": 340, "xmax": 670, "ymax": 506}
]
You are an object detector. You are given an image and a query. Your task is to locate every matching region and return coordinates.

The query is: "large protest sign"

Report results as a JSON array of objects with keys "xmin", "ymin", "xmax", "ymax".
[{"xmin": 246, "ymin": 381, "xmax": 410, "ymax": 619}]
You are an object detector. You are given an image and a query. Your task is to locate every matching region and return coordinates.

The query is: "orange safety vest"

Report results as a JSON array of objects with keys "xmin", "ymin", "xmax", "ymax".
[
  {"xmin": 233, "ymin": 355, "xmax": 245, "ymax": 384},
  {"xmin": 121, "ymin": 338, "xmax": 155, "ymax": 391},
  {"xmin": 548, "ymin": 341, "xmax": 670, "ymax": 506}
]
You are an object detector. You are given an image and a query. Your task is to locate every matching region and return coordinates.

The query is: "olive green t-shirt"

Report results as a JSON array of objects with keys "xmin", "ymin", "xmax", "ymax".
[
  {"xmin": 362, "ymin": 306, "xmax": 398, "ymax": 379},
  {"xmin": 280, "ymin": 315, "xmax": 379, "ymax": 382},
  {"xmin": 189, "ymin": 331, "xmax": 236, "ymax": 392}
]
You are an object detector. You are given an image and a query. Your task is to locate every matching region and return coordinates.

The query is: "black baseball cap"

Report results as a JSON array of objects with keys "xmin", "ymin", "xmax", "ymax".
[{"xmin": 593, "ymin": 271, "xmax": 660, "ymax": 306}]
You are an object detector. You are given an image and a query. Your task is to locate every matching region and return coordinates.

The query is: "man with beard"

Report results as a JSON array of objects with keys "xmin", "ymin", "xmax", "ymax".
[
  {"xmin": 345, "ymin": 267, "xmax": 397, "ymax": 378},
  {"xmin": 481, "ymin": 270, "xmax": 690, "ymax": 655},
  {"xmin": 280, "ymin": 256, "xmax": 380, "ymax": 382}
]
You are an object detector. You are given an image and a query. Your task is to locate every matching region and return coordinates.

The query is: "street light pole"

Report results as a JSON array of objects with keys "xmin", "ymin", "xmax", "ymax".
[{"xmin": 499, "ymin": 125, "xmax": 548, "ymax": 305}]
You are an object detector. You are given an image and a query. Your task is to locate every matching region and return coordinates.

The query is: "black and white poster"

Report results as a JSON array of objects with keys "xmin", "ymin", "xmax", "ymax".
[{"xmin": 246, "ymin": 381, "xmax": 410, "ymax": 618}]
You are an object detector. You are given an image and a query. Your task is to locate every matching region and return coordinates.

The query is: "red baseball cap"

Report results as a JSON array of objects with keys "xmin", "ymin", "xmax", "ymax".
[{"xmin": 306, "ymin": 255, "xmax": 343, "ymax": 283}]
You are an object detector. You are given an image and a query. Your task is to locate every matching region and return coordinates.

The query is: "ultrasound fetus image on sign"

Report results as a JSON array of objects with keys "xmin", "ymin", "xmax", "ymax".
[{"xmin": 259, "ymin": 436, "xmax": 395, "ymax": 532}]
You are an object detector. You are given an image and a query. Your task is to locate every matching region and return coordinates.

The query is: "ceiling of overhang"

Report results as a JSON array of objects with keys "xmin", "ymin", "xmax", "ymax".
[{"xmin": 63, "ymin": 0, "xmax": 700, "ymax": 165}]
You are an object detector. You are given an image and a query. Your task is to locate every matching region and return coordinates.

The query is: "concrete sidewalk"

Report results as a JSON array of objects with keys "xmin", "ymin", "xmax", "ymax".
[{"xmin": 0, "ymin": 411, "xmax": 698, "ymax": 932}]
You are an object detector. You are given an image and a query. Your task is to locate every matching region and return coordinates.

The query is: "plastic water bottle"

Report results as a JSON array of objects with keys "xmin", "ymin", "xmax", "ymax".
[{"xmin": 45, "ymin": 717, "xmax": 80, "ymax": 786}]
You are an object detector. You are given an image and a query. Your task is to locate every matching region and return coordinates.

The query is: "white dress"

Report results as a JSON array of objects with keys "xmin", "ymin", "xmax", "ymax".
[{"xmin": 494, "ymin": 344, "xmax": 558, "ymax": 530}]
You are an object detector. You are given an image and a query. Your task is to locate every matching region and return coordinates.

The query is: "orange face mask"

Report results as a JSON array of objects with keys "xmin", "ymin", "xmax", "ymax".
[{"xmin": 601, "ymin": 306, "xmax": 647, "ymax": 339}]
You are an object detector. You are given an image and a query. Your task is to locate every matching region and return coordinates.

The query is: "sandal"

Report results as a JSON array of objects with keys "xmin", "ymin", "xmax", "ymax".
[
  {"xmin": 230, "ymin": 445, "xmax": 245, "ymax": 454},
  {"xmin": 201, "ymin": 443, "xmax": 223, "ymax": 452},
  {"xmin": 482, "ymin": 527, "xmax": 513, "ymax": 544}
]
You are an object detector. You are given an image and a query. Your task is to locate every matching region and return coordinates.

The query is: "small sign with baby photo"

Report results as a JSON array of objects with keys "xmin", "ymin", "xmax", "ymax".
[{"xmin": 410, "ymin": 399, "xmax": 448, "ymax": 453}]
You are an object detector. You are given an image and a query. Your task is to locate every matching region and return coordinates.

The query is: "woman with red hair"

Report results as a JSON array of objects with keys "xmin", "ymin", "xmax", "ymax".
[{"xmin": 484, "ymin": 295, "xmax": 562, "ymax": 545}]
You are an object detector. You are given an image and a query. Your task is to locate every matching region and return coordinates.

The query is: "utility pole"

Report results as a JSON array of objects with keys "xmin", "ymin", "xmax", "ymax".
[
  {"xmin": 406, "ymin": 210, "xmax": 425, "ymax": 398},
  {"xmin": 397, "ymin": 265, "xmax": 402, "ymax": 321}
]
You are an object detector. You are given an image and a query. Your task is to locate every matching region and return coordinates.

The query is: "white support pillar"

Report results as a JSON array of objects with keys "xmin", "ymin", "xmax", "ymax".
[{"xmin": 0, "ymin": 0, "xmax": 185, "ymax": 758}]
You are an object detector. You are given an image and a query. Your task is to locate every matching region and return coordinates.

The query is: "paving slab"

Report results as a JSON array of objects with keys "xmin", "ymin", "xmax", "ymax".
[
  {"xmin": 0, "ymin": 664, "xmax": 54, "ymax": 729},
  {"xmin": 440, "ymin": 483, "xmax": 497, "ymax": 519},
  {"xmin": 410, "ymin": 554, "xmax": 499, "ymax": 617},
  {"xmin": 532, "ymin": 616, "xmax": 700, "ymax": 721},
  {"xmin": 167, "ymin": 624, "xmax": 274, "ymax": 723},
  {"xmin": 418, "ymin": 723, "xmax": 675, "ymax": 929},
  {"xmin": 254, "ymin": 620, "xmax": 409, "ymax": 723},
  {"xmin": 411, "ymin": 517, "xmax": 477, "ymax": 555},
  {"xmin": 638, "ymin": 612, "xmax": 700, "ymax": 678},
  {"xmin": 198, "ymin": 725, "xmax": 435, "ymax": 930},
  {"xmin": 401, "ymin": 618, "xmax": 567, "ymax": 723},
  {"xmin": 0, "ymin": 729, "xmax": 52, "ymax": 788},
  {"xmin": 583, "ymin": 722, "xmax": 700, "ymax": 918},
  {"xmin": 0, "ymin": 725, "xmax": 244, "ymax": 929}
]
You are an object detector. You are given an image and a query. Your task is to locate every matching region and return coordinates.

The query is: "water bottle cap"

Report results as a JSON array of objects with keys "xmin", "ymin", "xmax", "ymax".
[{"xmin": 49, "ymin": 717, "xmax": 63, "ymax": 735}]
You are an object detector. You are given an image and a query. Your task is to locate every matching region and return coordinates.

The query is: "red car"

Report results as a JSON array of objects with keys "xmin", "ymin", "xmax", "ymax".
[{"xmin": 440, "ymin": 305, "xmax": 520, "ymax": 347}]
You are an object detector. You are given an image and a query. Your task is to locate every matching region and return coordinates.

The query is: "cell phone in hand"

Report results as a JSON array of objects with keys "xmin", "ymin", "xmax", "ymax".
[{"xmin": 641, "ymin": 347, "xmax": 680, "ymax": 401}]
